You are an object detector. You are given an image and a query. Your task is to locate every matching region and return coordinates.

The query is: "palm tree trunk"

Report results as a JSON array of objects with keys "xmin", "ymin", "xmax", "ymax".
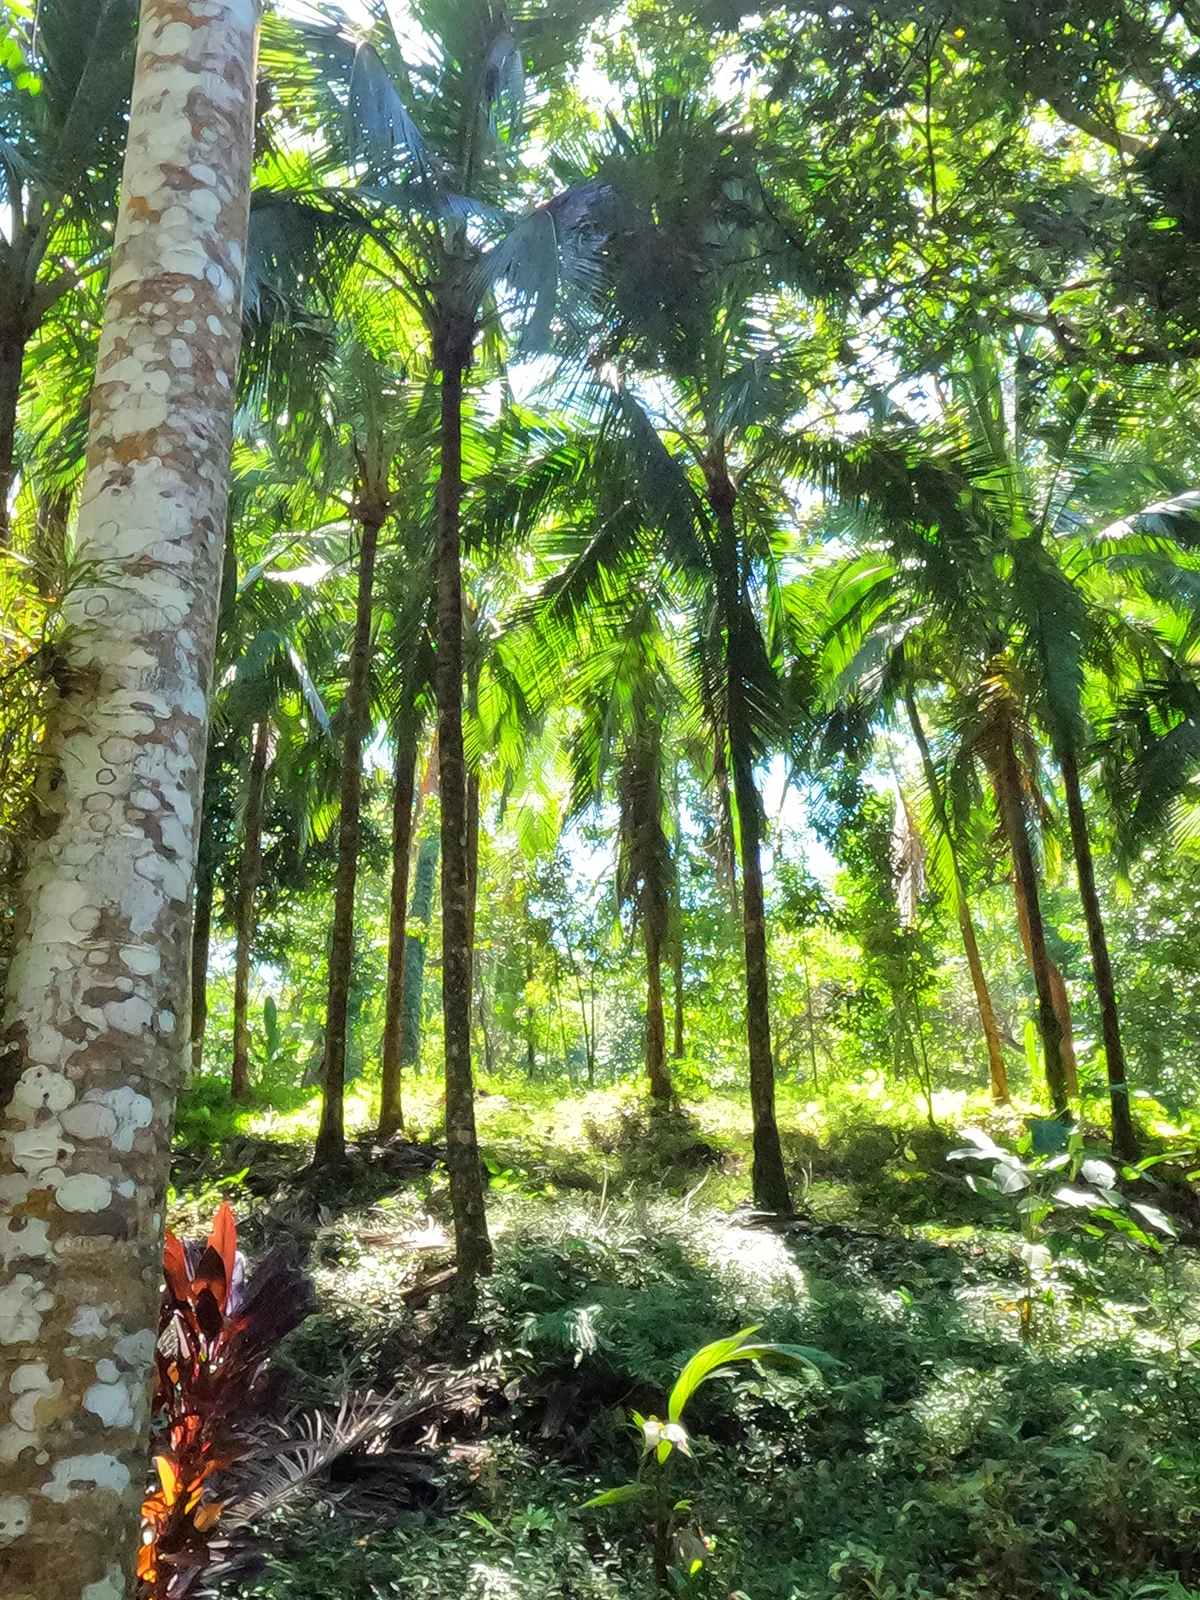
[
  {"xmin": 992, "ymin": 716, "xmax": 1071, "ymax": 1115},
  {"xmin": 231, "ymin": 717, "xmax": 269, "ymax": 1101},
  {"xmin": 189, "ymin": 851, "xmax": 214, "ymax": 1078},
  {"xmin": 402, "ymin": 829, "xmax": 439, "ymax": 1066},
  {"xmin": 800, "ymin": 934, "xmax": 819, "ymax": 1091},
  {"xmin": 1010, "ymin": 871, "xmax": 1080, "ymax": 1094},
  {"xmin": 314, "ymin": 503, "xmax": 383, "ymax": 1165},
  {"xmin": 645, "ymin": 919, "xmax": 672, "ymax": 1101},
  {"xmin": 1059, "ymin": 743, "xmax": 1139, "ymax": 1160},
  {"xmin": 711, "ymin": 735, "xmax": 740, "ymax": 916},
  {"xmin": 903, "ymin": 682, "xmax": 1008, "ymax": 1102},
  {"xmin": 525, "ymin": 915, "xmax": 537, "ymax": 1078},
  {"xmin": 0, "ymin": 321, "xmax": 28, "ymax": 547},
  {"xmin": 0, "ymin": 4, "xmax": 259, "ymax": 1594},
  {"xmin": 731, "ymin": 724, "xmax": 791, "ymax": 1209},
  {"xmin": 708, "ymin": 472, "xmax": 790, "ymax": 1212},
  {"xmin": 379, "ymin": 726, "xmax": 418, "ymax": 1139},
  {"xmin": 433, "ymin": 327, "xmax": 491, "ymax": 1281}
]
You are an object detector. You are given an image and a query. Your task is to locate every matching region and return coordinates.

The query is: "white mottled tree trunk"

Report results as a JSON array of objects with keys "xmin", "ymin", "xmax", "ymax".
[{"xmin": 0, "ymin": 4, "xmax": 260, "ymax": 1597}]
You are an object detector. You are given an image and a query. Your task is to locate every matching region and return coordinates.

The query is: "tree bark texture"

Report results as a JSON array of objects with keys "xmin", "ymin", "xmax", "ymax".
[
  {"xmin": 1011, "ymin": 867, "xmax": 1080, "ymax": 1096},
  {"xmin": 379, "ymin": 729, "xmax": 417, "ymax": 1139},
  {"xmin": 645, "ymin": 921, "xmax": 672, "ymax": 1101},
  {"xmin": 314, "ymin": 507, "xmax": 383, "ymax": 1166},
  {"xmin": 400, "ymin": 752, "xmax": 438, "ymax": 1067},
  {"xmin": 433, "ymin": 342, "xmax": 491, "ymax": 1280},
  {"xmin": 0, "ymin": 6, "xmax": 259, "ymax": 1598},
  {"xmin": 230, "ymin": 718, "xmax": 269, "ymax": 1103},
  {"xmin": 903, "ymin": 683, "xmax": 1008, "ymax": 1103},
  {"xmin": 992, "ymin": 719, "xmax": 1072, "ymax": 1114},
  {"xmin": 1059, "ymin": 744, "xmax": 1139, "ymax": 1160},
  {"xmin": 707, "ymin": 470, "xmax": 790, "ymax": 1212},
  {"xmin": 0, "ymin": 325, "xmax": 27, "ymax": 547}
]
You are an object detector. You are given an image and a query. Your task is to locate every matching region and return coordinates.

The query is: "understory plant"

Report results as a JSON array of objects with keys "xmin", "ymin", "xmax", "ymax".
[
  {"xmin": 586, "ymin": 1326, "xmax": 827, "ymax": 1591},
  {"xmin": 139, "ymin": 1204, "xmax": 313, "ymax": 1598},
  {"xmin": 949, "ymin": 1126, "xmax": 1177, "ymax": 1338}
]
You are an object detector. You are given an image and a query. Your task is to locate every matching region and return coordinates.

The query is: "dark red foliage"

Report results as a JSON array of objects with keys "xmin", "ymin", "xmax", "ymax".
[{"xmin": 139, "ymin": 1204, "xmax": 312, "ymax": 1599}]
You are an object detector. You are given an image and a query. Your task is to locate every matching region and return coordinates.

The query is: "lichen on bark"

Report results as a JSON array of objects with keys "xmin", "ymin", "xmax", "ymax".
[{"xmin": 0, "ymin": 3, "xmax": 261, "ymax": 1597}]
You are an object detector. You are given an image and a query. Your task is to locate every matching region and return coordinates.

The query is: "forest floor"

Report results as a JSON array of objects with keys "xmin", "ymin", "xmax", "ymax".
[{"xmin": 171, "ymin": 1076, "xmax": 1200, "ymax": 1600}]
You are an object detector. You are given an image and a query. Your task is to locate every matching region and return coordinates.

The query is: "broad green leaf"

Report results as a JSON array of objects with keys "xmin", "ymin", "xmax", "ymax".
[
  {"xmin": 667, "ymin": 1328, "xmax": 762, "ymax": 1421},
  {"xmin": 583, "ymin": 1483, "xmax": 650, "ymax": 1508}
]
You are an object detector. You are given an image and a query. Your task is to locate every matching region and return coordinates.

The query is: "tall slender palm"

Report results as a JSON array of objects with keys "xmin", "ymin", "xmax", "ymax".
[
  {"xmin": 276, "ymin": 0, "xmax": 606, "ymax": 1272},
  {"xmin": 192, "ymin": 482, "xmax": 337, "ymax": 1087},
  {"xmin": 565, "ymin": 621, "xmax": 680, "ymax": 1102},
  {"xmin": 377, "ymin": 498, "xmax": 436, "ymax": 1139},
  {"xmin": 817, "ymin": 339, "xmax": 1200, "ymax": 1147},
  {"xmin": 901, "ymin": 671, "xmax": 1009, "ymax": 1102},
  {"xmin": 314, "ymin": 344, "xmax": 414, "ymax": 1165},
  {"xmin": 576, "ymin": 95, "xmax": 853, "ymax": 1209}
]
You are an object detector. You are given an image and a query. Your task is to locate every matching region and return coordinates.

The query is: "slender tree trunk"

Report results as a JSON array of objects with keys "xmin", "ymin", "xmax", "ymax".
[
  {"xmin": 0, "ymin": 6, "xmax": 259, "ymax": 1597},
  {"xmin": 433, "ymin": 329, "xmax": 491, "ymax": 1280},
  {"xmin": 992, "ymin": 716, "xmax": 1071, "ymax": 1115},
  {"xmin": 707, "ymin": 466, "xmax": 790, "ymax": 1211},
  {"xmin": 1011, "ymin": 870, "xmax": 1079, "ymax": 1094},
  {"xmin": 711, "ymin": 735, "xmax": 740, "ymax": 917},
  {"xmin": 403, "ymin": 830, "xmax": 438, "ymax": 1066},
  {"xmin": 800, "ymin": 934, "xmax": 819, "ymax": 1091},
  {"xmin": 645, "ymin": 920, "xmax": 673, "ymax": 1101},
  {"xmin": 672, "ymin": 936, "xmax": 685, "ymax": 1059},
  {"xmin": 231, "ymin": 717, "xmax": 269, "ymax": 1101},
  {"xmin": 314, "ymin": 505, "xmax": 383, "ymax": 1165},
  {"xmin": 903, "ymin": 683, "xmax": 1008, "ymax": 1102},
  {"xmin": 400, "ymin": 750, "xmax": 438, "ymax": 1067},
  {"xmin": 1059, "ymin": 743, "xmax": 1139, "ymax": 1160},
  {"xmin": 524, "ymin": 920, "xmax": 537, "ymax": 1078},
  {"xmin": 379, "ymin": 727, "xmax": 418, "ymax": 1139},
  {"xmin": 0, "ymin": 323, "xmax": 28, "ymax": 546},
  {"xmin": 189, "ymin": 851, "xmax": 214, "ymax": 1078},
  {"xmin": 731, "ymin": 726, "xmax": 791, "ymax": 1209}
]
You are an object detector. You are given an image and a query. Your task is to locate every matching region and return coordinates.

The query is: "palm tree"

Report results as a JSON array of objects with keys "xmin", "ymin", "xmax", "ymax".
[
  {"xmin": 817, "ymin": 338, "xmax": 1200, "ymax": 1146},
  {"xmin": 578, "ymin": 95, "xmax": 852, "ymax": 1210},
  {"xmin": 814, "ymin": 417, "xmax": 1078, "ymax": 1112},
  {"xmin": 314, "ymin": 344, "xmax": 414, "ymax": 1165},
  {"xmin": 377, "ymin": 496, "xmax": 436, "ymax": 1140},
  {"xmin": 901, "ymin": 671, "xmax": 1009, "ymax": 1102},
  {"xmin": 274, "ymin": 0, "xmax": 607, "ymax": 1271},
  {"xmin": 565, "ymin": 621, "xmax": 680, "ymax": 1102},
  {"xmin": 0, "ymin": 3, "xmax": 261, "ymax": 1593}
]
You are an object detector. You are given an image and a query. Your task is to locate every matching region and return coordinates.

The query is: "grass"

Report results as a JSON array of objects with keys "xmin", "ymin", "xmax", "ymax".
[{"xmin": 168, "ymin": 1069, "xmax": 1200, "ymax": 1600}]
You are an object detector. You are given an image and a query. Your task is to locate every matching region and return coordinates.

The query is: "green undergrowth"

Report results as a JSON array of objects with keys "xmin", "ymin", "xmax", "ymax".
[{"xmin": 167, "ymin": 1072, "xmax": 1200, "ymax": 1600}]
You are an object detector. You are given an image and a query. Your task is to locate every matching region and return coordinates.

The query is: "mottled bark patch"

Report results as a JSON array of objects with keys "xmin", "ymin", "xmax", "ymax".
[{"xmin": 0, "ymin": 3, "xmax": 261, "ymax": 1598}]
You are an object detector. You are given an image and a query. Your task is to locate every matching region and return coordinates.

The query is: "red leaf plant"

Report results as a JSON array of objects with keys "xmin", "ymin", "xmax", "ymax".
[{"xmin": 138, "ymin": 1203, "xmax": 312, "ymax": 1599}]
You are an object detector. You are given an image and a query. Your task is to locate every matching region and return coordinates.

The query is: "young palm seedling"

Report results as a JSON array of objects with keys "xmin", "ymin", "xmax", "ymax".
[{"xmin": 586, "ymin": 1327, "xmax": 827, "ymax": 1591}]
